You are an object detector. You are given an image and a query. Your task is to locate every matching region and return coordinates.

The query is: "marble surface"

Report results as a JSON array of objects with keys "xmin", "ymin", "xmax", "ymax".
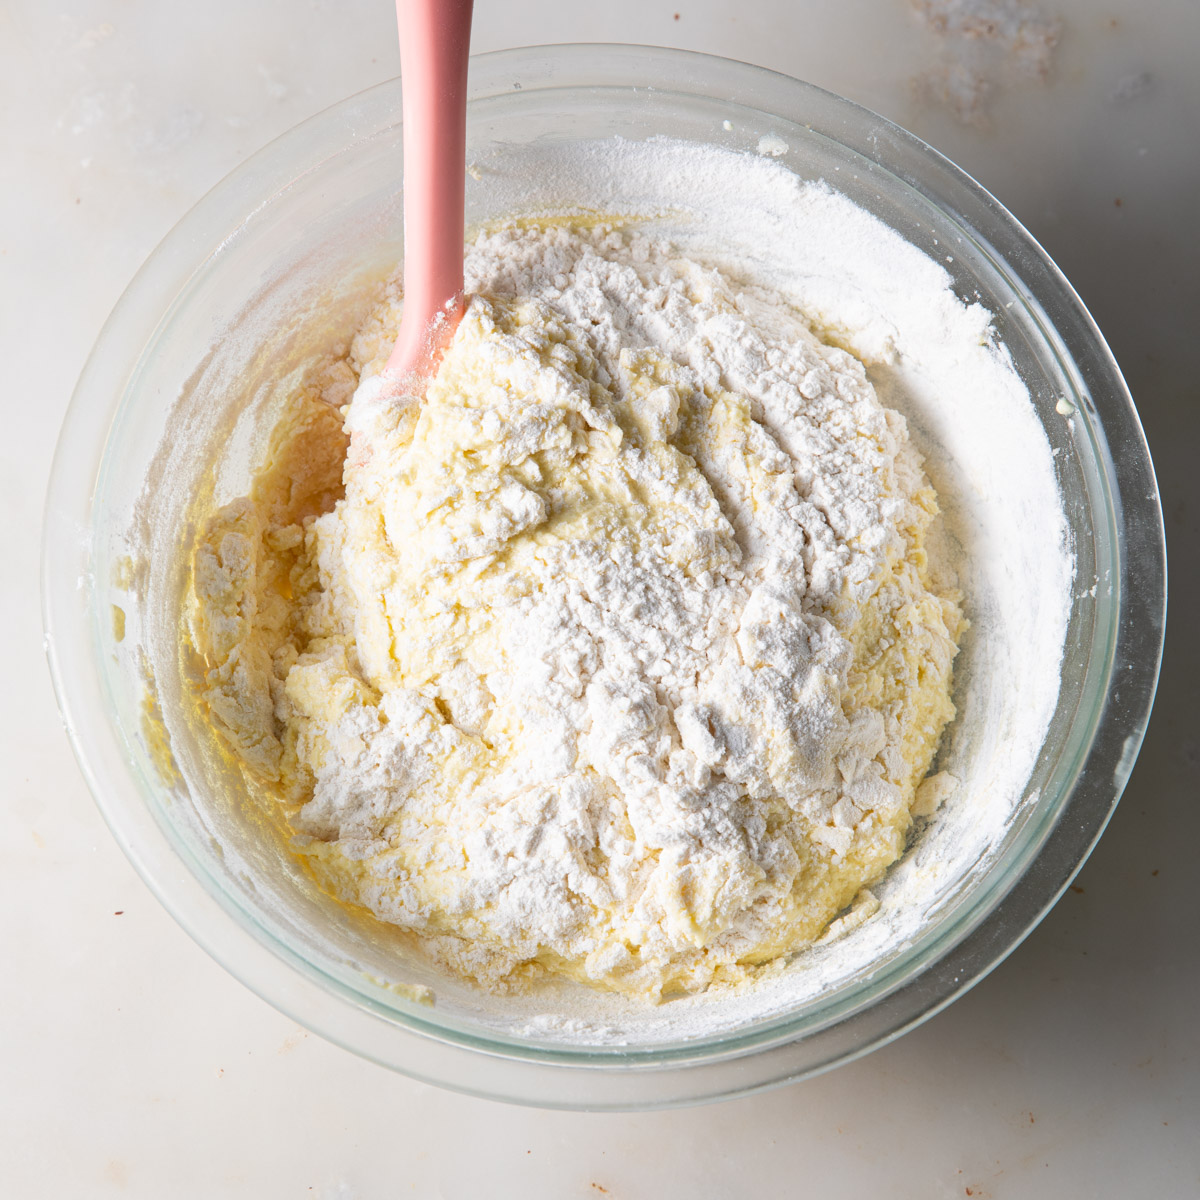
[{"xmin": 3, "ymin": 1, "xmax": 1197, "ymax": 1195}]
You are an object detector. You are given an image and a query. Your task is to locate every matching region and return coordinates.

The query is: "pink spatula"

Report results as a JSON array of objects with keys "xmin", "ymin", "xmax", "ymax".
[{"xmin": 385, "ymin": 0, "xmax": 474, "ymax": 386}]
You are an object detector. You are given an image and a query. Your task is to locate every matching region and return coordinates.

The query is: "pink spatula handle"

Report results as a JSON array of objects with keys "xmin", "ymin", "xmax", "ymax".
[{"xmin": 386, "ymin": 0, "xmax": 474, "ymax": 380}]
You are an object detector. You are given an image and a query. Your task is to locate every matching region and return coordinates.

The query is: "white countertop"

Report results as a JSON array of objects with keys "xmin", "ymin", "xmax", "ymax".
[{"xmin": 4, "ymin": 1, "xmax": 1197, "ymax": 1195}]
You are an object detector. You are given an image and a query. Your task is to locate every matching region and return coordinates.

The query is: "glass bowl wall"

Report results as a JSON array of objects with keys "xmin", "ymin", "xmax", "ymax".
[{"xmin": 43, "ymin": 45, "xmax": 1165, "ymax": 1109}]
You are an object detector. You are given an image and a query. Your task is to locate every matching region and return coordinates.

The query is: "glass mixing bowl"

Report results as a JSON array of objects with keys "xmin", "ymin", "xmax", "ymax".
[{"xmin": 43, "ymin": 45, "xmax": 1165, "ymax": 1109}]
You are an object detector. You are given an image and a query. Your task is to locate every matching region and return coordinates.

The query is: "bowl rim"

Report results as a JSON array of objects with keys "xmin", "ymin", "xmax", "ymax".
[{"xmin": 42, "ymin": 42, "xmax": 1167, "ymax": 1109}]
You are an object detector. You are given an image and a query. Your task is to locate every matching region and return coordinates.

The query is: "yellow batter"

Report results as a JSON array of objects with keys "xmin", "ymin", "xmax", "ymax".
[{"xmin": 187, "ymin": 220, "xmax": 964, "ymax": 1000}]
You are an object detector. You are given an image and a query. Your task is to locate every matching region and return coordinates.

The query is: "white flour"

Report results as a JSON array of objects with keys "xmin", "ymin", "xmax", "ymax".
[
  {"xmin": 188, "ymin": 138, "xmax": 1072, "ymax": 1039},
  {"xmin": 263, "ymin": 220, "xmax": 963, "ymax": 997}
]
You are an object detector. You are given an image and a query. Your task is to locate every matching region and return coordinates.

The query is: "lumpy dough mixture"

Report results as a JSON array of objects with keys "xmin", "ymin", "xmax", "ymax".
[{"xmin": 189, "ymin": 219, "xmax": 965, "ymax": 999}]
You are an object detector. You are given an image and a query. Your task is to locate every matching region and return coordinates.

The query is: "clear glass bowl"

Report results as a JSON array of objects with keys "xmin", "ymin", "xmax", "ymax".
[{"xmin": 43, "ymin": 45, "xmax": 1165, "ymax": 1109}]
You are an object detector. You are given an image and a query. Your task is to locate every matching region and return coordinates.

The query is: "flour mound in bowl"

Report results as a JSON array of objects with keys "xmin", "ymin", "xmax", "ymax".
[{"xmin": 188, "ymin": 220, "xmax": 965, "ymax": 1000}]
